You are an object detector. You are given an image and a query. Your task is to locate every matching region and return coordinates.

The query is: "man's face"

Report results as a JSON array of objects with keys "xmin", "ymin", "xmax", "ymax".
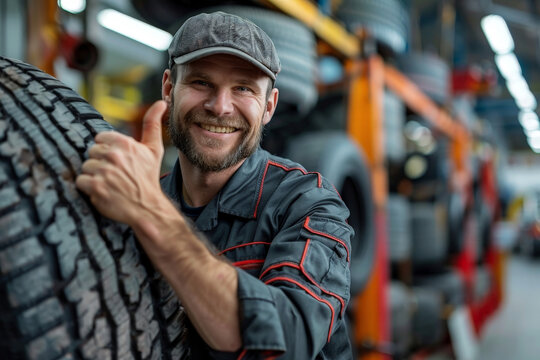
[{"xmin": 166, "ymin": 54, "xmax": 277, "ymax": 172}]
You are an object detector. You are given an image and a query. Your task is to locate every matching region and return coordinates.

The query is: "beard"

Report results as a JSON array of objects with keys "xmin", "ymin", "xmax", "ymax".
[{"xmin": 167, "ymin": 99, "xmax": 263, "ymax": 172}]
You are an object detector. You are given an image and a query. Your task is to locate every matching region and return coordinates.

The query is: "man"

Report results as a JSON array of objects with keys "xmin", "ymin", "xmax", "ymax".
[{"xmin": 76, "ymin": 11, "xmax": 353, "ymax": 359}]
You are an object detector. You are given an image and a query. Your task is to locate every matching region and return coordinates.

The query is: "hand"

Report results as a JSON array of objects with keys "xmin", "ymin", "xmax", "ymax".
[{"xmin": 76, "ymin": 100, "xmax": 168, "ymax": 226}]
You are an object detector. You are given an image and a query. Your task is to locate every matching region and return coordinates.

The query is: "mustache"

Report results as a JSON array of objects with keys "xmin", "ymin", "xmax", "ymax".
[{"xmin": 185, "ymin": 109, "xmax": 247, "ymax": 130}]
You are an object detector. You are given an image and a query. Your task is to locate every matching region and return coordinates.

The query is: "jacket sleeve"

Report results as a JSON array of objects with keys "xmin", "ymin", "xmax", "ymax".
[{"xmin": 234, "ymin": 186, "xmax": 353, "ymax": 360}]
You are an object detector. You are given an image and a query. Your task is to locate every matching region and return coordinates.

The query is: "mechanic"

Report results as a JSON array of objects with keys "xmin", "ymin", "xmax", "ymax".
[{"xmin": 76, "ymin": 11, "xmax": 353, "ymax": 359}]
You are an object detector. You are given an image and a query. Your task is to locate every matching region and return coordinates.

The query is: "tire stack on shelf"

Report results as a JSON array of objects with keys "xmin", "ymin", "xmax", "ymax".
[
  {"xmin": 335, "ymin": 0, "xmax": 410, "ymax": 57},
  {"xmin": 384, "ymin": 46, "xmax": 470, "ymax": 358}
]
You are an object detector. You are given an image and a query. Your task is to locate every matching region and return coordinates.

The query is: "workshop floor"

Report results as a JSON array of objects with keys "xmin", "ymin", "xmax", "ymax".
[{"xmin": 478, "ymin": 254, "xmax": 540, "ymax": 360}]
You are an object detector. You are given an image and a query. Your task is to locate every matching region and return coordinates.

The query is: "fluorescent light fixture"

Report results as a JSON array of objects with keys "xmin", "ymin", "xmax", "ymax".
[
  {"xmin": 529, "ymin": 138, "xmax": 540, "ymax": 152},
  {"xmin": 506, "ymin": 76, "xmax": 530, "ymax": 99},
  {"xmin": 514, "ymin": 90, "xmax": 537, "ymax": 110},
  {"xmin": 97, "ymin": 9, "xmax": 173, "ymax": 51},
  {"xmin": 525, "ymin": 128, "xmax": 540, "ymax": 139},
  {"xmin": 519, "ymin": 111, "xmax": 540, "ymax": 131},
  {"xmin": 527, "ymin": 133, "xmax": 540, "ymax": 153},
  {"xmin": 495, "ymin": 53, "xmax": 522, "ymax": 80},
  {"xmin": 58, "ymin": 0, "xmax": 86, "ymax": 14},
  {"xmin": 481, "ymin": 15, "xmax": 514, "ymax": 54}
]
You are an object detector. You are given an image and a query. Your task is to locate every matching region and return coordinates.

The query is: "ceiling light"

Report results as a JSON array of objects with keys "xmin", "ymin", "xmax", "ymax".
[
  {"xmin": 514, "ymin": 90, "xmax": 537, "ymax": 111},
  {"xmin": 527, "ymin": 135, "xmax": 540, "ymax": 152},
  {"xmin": 58, "ymin": 0, "xmax": 86, "ymax": 14},
  {"xmin": 525, "ymin": 129, "xmax": 540, "ymax": 139},
  {"xmin": 494, "ymin": 53, "xmax": 522, "ymax": 80},
  {"xmin": 481, "ymin": 15, "xmax": 514, "ymax": 55},
  {"xmin": 519, "ymin": 111, "xmax": 540, "ymax": 131},
  {"xmin": 506, "ymin": 76, "xmax": 530, "ymax": 99},
  {"xmin": 97, "ymin": 9, "xmax": 173, "ymax": 51}
]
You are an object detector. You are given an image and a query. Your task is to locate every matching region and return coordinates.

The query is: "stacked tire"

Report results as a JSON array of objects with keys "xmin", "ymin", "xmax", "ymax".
[{"xmin": 335, "ymin": 0, "xmax": 410, "ymax": 56}]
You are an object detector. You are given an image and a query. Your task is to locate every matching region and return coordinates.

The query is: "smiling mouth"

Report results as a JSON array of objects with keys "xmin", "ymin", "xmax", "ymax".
[{"xmin": 198, "ymin": 123, "xmax": 238, "ymax": 134}]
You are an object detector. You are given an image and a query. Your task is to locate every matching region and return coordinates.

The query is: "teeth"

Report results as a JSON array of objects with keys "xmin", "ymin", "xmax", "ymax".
[{"xmin": 200, "ymin": 124, "xmax": 236, "ymax": 133}]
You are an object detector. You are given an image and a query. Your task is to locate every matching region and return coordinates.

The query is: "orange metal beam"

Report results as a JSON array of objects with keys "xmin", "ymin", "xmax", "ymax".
[
  {"xmin": 384, "ymin": 63, "xmax": 472, "ymax": 193},
  {"xmin": 346, "ymin": 56, "xmax": 390, "ymax": 360},
  {"xmin": 260, "ymin": 0, "xmax": 360, "ymax": 58},
  {"xmin": 383, "ymin": 64, "xmax": 468, "ymax": 140},
  {"xmin": 27, "ymin": 0, "xmax": 59, "ymax": 76}
]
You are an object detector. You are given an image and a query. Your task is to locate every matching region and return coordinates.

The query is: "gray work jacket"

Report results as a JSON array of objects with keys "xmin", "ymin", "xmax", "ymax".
[{"xmin": 160, "ymin": 148, "xmax": 353, "ymax": 359}]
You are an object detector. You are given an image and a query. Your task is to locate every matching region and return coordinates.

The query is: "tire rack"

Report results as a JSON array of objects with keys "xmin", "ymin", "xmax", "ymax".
[{"xmin": 261, "ymin": 0, "xmax": 504, "ymax": 358}]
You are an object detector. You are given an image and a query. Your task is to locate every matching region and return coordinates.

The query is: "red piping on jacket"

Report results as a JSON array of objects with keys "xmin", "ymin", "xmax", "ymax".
[
  {"xmin": 236, "ymin": 349, "xmax": 248, "ymax": 360},
  {"xmin": 259, "ymin": 239, "xmax": 345, "ymax": 341},
  {"xmin": 258, "ymin": 242, "xmax": 346, "ymax": 317},
  {"xmin": 253, "ymin": 160, "xmax": 322, "ymax": 218},
  {"xmin": 233, "ymin": 259, "xmax": 265, "ymax": 270},
  {"xmin": 218, "ymin": 241, "xmax": 272, "ymax": 256},
  {"xmin": 236, "ymin": 349, "xmax": 281, "ymax": 360},
  {"xmin": 299, "ymin": 240, "xmax": 346, "ymax": 316},
  {"xmin": 303, "ymin": 217, "xmax": 350, "ymax": 262},
  {"xmin": 265, "ymin": 276, "xmax": 335, "ymax": 343}
]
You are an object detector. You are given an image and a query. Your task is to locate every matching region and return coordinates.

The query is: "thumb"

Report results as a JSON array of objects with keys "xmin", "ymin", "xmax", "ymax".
[{"xmin": 141, "ymin": 100, "xmax": 167, "ymax": 152}]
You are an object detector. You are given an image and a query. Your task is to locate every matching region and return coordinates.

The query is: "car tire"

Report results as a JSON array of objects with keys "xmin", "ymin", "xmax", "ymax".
[
  {"xmin": 396, "ymin": 52, "xmax": 451, "ymax": 105},
  {"xmin": 410, "ymin": 287, "xmax": 445, "ymax": 348},
  {"xmin": 389, "ymin": 281, "xmax": 413, "ymax": 358},
  {"xmin": 410, "ymin": 202, "xmax": 449, "ymax": 272},
  {"xmin": 387, "ymin": 194, "xmax": 412, "ymax": 263},
  {"xmin": 0, "ymin": 57, "xmax": 188, "ymax": 359},
  {"xmin": 335, "ymin": 0, "xmax": 409, "ymax": 56}
]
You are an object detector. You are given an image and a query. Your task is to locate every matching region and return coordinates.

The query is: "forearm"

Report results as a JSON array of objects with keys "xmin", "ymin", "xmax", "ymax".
[{"xmin": 132, "ymin": 197, "xmax": 241, "ymax": 352}]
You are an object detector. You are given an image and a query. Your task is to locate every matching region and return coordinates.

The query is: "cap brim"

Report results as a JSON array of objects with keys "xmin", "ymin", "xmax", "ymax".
[{"xmin": 172, "ymin": 46, "xmax": 276, "ymax": 81}]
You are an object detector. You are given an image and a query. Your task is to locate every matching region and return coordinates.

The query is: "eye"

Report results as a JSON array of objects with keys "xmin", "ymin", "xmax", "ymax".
[
  {"xmin": 193, "ymin": 79, "xmax": 211, "ymax": 87},
  {"xmin": 236, "ymin": 85, "xmax": 253, "ymax": 93}
]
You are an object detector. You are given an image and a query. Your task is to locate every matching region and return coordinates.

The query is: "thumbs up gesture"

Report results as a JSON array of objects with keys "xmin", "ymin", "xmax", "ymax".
[{"xmin": 76, "ymin": 100, "xmax": 169, "ymax": 225}]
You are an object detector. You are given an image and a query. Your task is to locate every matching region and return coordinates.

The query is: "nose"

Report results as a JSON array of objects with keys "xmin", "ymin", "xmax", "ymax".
[{"xmin": 204, "ymin": 88, "xmax": 234, "ymax": 117}]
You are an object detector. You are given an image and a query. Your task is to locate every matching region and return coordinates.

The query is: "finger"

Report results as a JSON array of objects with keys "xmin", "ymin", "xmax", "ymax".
[
  {"xmin": 141, "ymin": 100, "xmax": 167, "ymax": 152},
  {"xmin": 88, "ymin": 143, "xmax": 110, "ymax": 160},
  {"xmin": 95, "ymin": 131, "xmax": 128, "ymax": 145},
  {"xmin": 75, "ymin": 173, "xmax": 94, "ymax": 195},
  {"xmin": 81, "ymin": 158, "xmax": 106, "ymax": 175}
]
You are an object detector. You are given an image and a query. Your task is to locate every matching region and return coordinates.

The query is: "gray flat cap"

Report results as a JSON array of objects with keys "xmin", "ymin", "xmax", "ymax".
[{"xmin": 168, "ymin": 11, "xmax": 281, "ymax": 81}]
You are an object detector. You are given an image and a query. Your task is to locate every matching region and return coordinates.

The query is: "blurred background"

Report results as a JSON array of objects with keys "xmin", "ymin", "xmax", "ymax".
[{"xmin": 1, "ymin": 0, "xmax": 539, "ymax": 359}]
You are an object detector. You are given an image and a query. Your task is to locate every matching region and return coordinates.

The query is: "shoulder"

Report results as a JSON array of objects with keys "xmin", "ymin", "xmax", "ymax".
[
  {"xmin": 264, "ymin": 151, "xmax": 339, "ymax": 196},
  {"xmin": 256, "ymin": 151, "xmax": 349, "ymax": 221}
]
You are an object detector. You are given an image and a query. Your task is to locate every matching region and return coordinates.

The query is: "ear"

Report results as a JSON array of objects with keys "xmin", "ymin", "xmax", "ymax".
[
  {"xmin": 262, "ymin": 87, "xmax": 279, "ymax": 126},
  {"xmin": 162, "ymin": 69, "xmax": 173, "ymax": 104}
]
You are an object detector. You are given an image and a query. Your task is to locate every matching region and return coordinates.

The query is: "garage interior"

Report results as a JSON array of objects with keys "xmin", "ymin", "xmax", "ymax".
[{"xmin": 1, "ymin": 0, "xmax": 540, "ymax": 359}]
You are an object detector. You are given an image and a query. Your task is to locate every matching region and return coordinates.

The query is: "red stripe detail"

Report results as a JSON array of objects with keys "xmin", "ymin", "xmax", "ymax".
[
  {"xmin": 236, "ymin": 349, "xmax": 248, "ymax": 360},
  {"xmin": 259, "ymin": 261, "xmax": 300, "ymax": 280},
  {"xmin": 265, "ymin": 276, "xmax": 335, "ymax": 343},
  {"xmin": 300, "ymin": 240, "xmax": 346, "ymax": 317},
  {"xmin": 160, "ymin": 171, "xmax": 171, "ymax": 180},
  {"xmin": 253, "ymin": 160, "xmax": 322, "ymax": 218},
  {"xmin": 303, "ymin": 217, "xmax": 350, "ymax": 262},
  {"xmin": 237, "ymin": 350, "xmax": 281, "ymax": 360},
  {"xmin": 267, "ymin": 161, "xmax": 322, "ymax": 188},
  {"xmin": 259, "ymin": 242, "xmax": 346, "ymax": 317},
  {"xmin": 233, "ymin": 259, "xmax": 265, "ymax": 270},
  {"xmin": 331, "ymin": 184, "xmax": 343, "ymax": 199},
  {"xmin": 253, "ymin": 161, "xmax": 271, "ymax": 218},
  {"xmin": 218, "ymin": 241, "xmax": 272, "ymax": 256}
]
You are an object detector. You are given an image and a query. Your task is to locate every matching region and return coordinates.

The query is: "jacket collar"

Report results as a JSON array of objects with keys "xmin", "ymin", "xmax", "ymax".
[{"xmin": 161, "ymin": 148, "xmax": 268, "ymax": 231}]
